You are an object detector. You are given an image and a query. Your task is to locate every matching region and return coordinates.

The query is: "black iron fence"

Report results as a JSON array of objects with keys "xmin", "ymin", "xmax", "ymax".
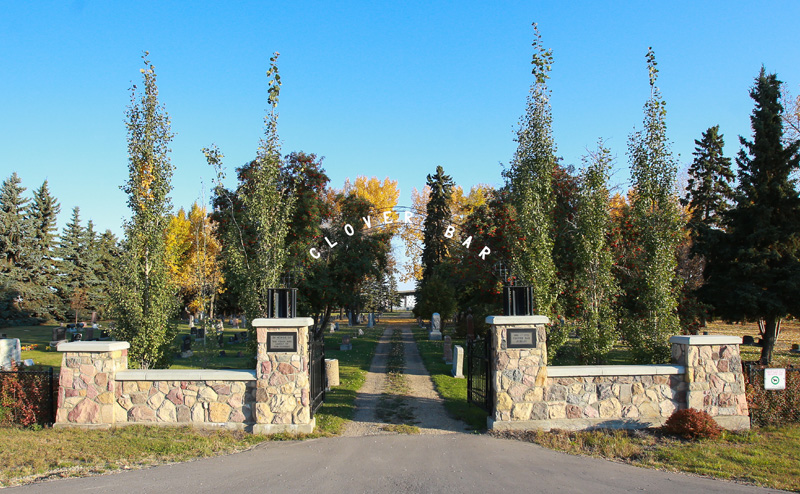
[
  {"xmin": 308, "ymin": 328, "xmax": 325, "ymax": 417},
  {"xmin": 0, "ymin": 367, "xmax": 56, "ymax": 426},
  {"xmin": 467, "ymin": 337, "xmax": 492, "ymax": 413}
]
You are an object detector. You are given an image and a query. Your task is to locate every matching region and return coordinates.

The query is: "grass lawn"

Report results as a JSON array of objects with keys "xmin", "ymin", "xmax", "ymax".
[
  {"xmin": 0, "ymin": 425, "xmax": 269, "ymax": 487},
  {"xmin": 493, "ymin": 425, "xmax": 800, "ymax": 492},
  {"xmin": 410, "ymin": 325, "xmax": 488, "ymax": 431}
]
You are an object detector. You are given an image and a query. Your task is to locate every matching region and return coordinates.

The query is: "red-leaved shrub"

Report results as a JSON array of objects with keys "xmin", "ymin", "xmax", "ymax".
[{"xmin": 663, "ymin": 408, "xmax": 722, "ymax": 440}]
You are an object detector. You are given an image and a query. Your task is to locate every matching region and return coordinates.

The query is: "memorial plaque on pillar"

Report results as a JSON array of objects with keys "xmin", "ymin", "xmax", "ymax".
[
  {"xmin": 267, "ymin": 332, "xmax": 298, "ymax": 352},
  {"xmin": 507, "ymin": 328, "xmax": 536, "ymax": 348}
]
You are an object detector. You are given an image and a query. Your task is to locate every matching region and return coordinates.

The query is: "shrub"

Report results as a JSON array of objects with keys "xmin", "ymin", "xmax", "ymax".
[
  {"xmin": 745, "ymin": 367, "xmax": 800, "ymax": 427},
  {"xmin": 0, "ymin": 366, "xmax": 51, "ymax": 427},
  {"xmin": 663, "ymin": 408, "xmax": 722, "ymax": 440}
]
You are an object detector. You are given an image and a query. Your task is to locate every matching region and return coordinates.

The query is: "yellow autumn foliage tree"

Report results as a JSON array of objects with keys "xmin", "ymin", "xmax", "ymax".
[{"xmin": 166, "ymin": 203, "xmax": 224, "ymax": 317}]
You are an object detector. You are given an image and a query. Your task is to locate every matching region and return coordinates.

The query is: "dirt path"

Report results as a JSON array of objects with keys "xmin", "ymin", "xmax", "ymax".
[{"xmin": 342, "ymin": 325, "xmax": 469, "ymax": 436}]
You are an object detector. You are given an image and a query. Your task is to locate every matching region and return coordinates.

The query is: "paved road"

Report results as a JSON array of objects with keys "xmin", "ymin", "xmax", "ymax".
[{"xmin": 7, "ymin": 433, "xmax": 784, "ymax": 493}]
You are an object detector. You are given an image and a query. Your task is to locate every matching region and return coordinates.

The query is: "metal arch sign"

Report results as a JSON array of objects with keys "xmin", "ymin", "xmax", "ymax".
[
  {"xmin": 307, "ymin": 205, "xmax": 492, "ymax": 261},
  {"xmin": 764, "ymin": 368, "xmax": 786, "ymax": 390}
]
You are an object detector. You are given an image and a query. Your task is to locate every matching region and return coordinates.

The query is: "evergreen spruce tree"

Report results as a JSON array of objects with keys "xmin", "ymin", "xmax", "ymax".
[
  {"xmin": 0, "ymin": 173, "xmax": 29, "ymax": 273},
  {"xmin": 704, "ymin": 68, "xmax": 800, "ymax": 364},
  {"xmin": 624, "ymin": 48, "xmax": 682, "ymax": 364},
  {"xmin": 681, "ymin": 125, "xmax": 735, "ymax": 250},
  {"xmin": 575, "ymin": 142, "xmax": 618, "ymax": 364},
  {"xmin": 420, "ymin": 165, "xmax": 454, "ymax": 280},
  {"xmin": 0, "ymin": 173, "xmax": 31, "ymax": 323},
  {"xmin": 110, "ymin": 53, "xmax": 177, "ymax": 368},
  {"xmin": 26, "ymin": 180, "xmax": 61, "ymax": 319}
]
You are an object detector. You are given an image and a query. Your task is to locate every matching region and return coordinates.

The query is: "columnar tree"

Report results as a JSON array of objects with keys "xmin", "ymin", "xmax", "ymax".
[
  {"xmin": 704, "ymin": 68, "xmax": 800, "ymax": 364},
  {"xmin": 110, "ymin": 53, "xmax": 177, "ymax": 369},
  {"xmin": 504, "ymin": 23, "xmax": 558, "ymax": 315},
  {"xmin": 624, "ymin": 48, "xmax": 682, "ymax": 363},
  {"xmin": 504, "ymin": 24, "xmax": 563, "ymax": 358},
  {"xmin": 574, "ymin": 142, "xmax": 618, "ymax": 364},
  {"xmin": 210, "ymin": 53, "xmax": 295, "ymax": 328},
  {"xmin": 420, "ymin": 166, "xmax": 454, "ymax": 280}
]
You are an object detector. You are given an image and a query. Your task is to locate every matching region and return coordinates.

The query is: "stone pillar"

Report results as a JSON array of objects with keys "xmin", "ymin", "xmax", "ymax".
[
  {"xmin": 55, "ymin": 341, "xmax": 129, "ymax": 428},
  {"xmin": 252, "ymin": 317, "xmax": 316, "ymax": 434},
  {"xmin": 486, "ymin": 315, "xmax": 550, "ymax": 430},
  {"xmin": 670, "ymin": 335, "xmax": 750, "ymax": 430}
]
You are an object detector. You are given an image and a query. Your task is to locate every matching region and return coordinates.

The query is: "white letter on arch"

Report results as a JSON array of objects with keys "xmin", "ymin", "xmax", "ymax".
[
  {"xmin": 309, "ymin": 248, "xmax": 321, "ymax": 259},
  {"xmin": 461, "ymin": 235, "xmax": 473, "ymax": 249},
  {"xmin": 444, "ymin": 225, "xmax": 456, "ymax": 238},
  {"xmin": 404, "ymin": 211, "xmax": 414, "ymax": 223},
  {"xmin": 344, "ymin": 224, "xmax": 355, "ymax": 236},
  {"xmin": 383, "ymin": 211, "xmax": 394, "ymax": 224},
  {"xmin": 325, "ymin": 237, "xmax": 338, "ymax": 248},
  {"xmin": 478, "ymin": 246, "xmax": 491, "ymax": 260}
]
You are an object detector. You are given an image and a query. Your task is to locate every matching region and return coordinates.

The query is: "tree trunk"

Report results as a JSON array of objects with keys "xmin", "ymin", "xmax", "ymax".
[{"xmin": 759, "ymin": 316, "xmax": 779, "ymax": 365}]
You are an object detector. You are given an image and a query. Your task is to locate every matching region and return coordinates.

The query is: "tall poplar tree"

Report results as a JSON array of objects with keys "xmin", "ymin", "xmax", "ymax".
[
  {"xmin": 705, "ymin": 68, "xmax": 800, "ymax": 364},
  {"xmin": 624, "ymin": 48, "xmax": 682, "ymax": 364},
  {"xmin": 210, "ymin": 53, "xmax": 295, "ymax": 326},
  {"xmin": 504, "ymin": 23, "xmax": 559, "ymax": 319},
  {"xmin": 110, "ymin": 53, "xmax": 177, "ymax": 369},
  {"xmin": 575, "ymin": 142, "xmax": 618, "ymax": 364}
]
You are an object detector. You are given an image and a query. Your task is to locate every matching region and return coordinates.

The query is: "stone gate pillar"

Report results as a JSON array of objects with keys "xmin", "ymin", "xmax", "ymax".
[
  {"xmin": 486, "ymin": 315, "xmax": 550, "ymax": 430},
  {"xmin": 252, "ymin": 317, "xmax": 316, "ymax": 434},
  {"xmin": 670, "ymin": 335, "xmax": 750, "ymax": 430},
  {"xmin": 55, "ymin": 341, "xmax": 130, "ymax": 428}
]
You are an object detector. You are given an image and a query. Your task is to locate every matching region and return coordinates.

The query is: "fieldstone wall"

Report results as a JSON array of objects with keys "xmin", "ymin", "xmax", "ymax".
[
  {"xmin": 55, "ymin": 341, "xmax": 129, "ymax": 427},
  {"xmin": 114, "ymin": 371, "xmax": 256, "ymax": 427},
  {"xmin": 487, "ymin": 316, "xmax": 750, "ymax": 431},
  {"xmin": 55, "ymin": 317, "xmax": 317, "ymax": 434}
]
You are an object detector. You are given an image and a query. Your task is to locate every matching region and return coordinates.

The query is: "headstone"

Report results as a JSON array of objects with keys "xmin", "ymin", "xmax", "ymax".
[
  {"xmin": 84, "ymin": 327, "xmax": 94, "ymax": 341},
  {"xmin": 357, "ymin": 328, "xmax": 364, "ymax": 336},
  {"xmin": 23, "ymin": 359, "xmax": 34, "ymax": 367},
  {"xmin": 190, "ymin": 326, "xmax": 198, "ymax": 336},
  {"xmin": 431, "ymin": 313, "xmax": 441, "ymax": 332},
  {"xmin": 0, "ymin": 338, "xmax": 22, "ymax": 370},
  {"xmin": 180, "ymin": 336, "xmax": 193, "ymax": 358},
  {"xmin": 334, "ymin": 322, "xmax": 339, "ymax": 332},
  {"xmin": 466, "ymin": 312, "xmax": 475, "ymax": 341},
  {"xmin": 217, "ymin": 333, "xmax": 224, "ymax": 348},
  {"xmin": 329, "ymin": 322, "xmax": 336, "ymax": 333},
  {"xmin": 443, "ymin": 336, "xmax": 453, "ymax": 364},
  {"xmin": 219, "ymin": 350, "xmax": 226, "ymax": 357},
  {"xmin": 429, "ymin": 313, "xmax": 442, "ymax": 340},
  {"xmin": 452, "ymin": 345, "xmax": 464, "ymax": 378},
  {"xmin": 196, "ymin": 327, "xmax": 206, "ymax": 340},
  {"xmin": 325, "ymin": 358, "xmax": 340, "ymax": 388},
  {"xmin": 91, "ymin": 311, "xmax": 97, "ymax": 324},
  {"xmin": 791, "ymin": 343, "xmax": 800, "ymax": 354},
  {"xmin": 742, "ymin": 335, "xmax": 755, "ymax": 345},
  {"xmin": 347, "ymin": 312, "xmax": 353, "ymax": 326},
  {"xmin": 188, "ymin": 314, "xmax": 195, "ymax": 328},
  {"xmin": 340, "ymin": 335, "xmax": 352, "ymax": 351},
  {"xmin": 367, "ymin": 313, "xmax": 374, "ymax": 328}
]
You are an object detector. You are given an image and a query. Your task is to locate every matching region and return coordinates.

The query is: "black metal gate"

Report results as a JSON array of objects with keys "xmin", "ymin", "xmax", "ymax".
[
  {"xmin": 466, "ymin": 337, "xmax": 492, "ymax": 412},
  {"xmin": 308, "ymin": 327, "xmax": 325, "ymax": 417}
]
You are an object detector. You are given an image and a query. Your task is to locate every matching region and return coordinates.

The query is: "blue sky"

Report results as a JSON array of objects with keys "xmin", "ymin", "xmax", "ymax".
[{"xmin": 3, "ymin": 0, "xmax": 800, "ymax": 243}]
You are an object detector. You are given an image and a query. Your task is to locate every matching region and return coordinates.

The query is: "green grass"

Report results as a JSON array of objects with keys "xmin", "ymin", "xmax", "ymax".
[
  {"xmin": 410, "ymin": 326, "xmax": 488, "ymax": 431},
  {"xmin": 494, "ymin": 426, "xmax": 800, "ymax": 492},
  {"xmin": 0, "ymin": 425, "xmax": 269, "ymax": 487}
]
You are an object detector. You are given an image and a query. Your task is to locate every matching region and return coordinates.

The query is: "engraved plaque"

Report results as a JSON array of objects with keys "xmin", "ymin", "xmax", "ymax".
[
  {"xmin": 267, "ymin": 332, "xmax": 297, "ymax": 352},
  {"xmin": 507, "ymin": 328, "xmax": 536, "ymax": 349}
]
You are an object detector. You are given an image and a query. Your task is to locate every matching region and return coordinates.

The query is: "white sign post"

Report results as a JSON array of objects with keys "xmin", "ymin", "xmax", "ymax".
[{"xmin": 764, "ymin": 368, "xmax": 786, "ymax": 390}]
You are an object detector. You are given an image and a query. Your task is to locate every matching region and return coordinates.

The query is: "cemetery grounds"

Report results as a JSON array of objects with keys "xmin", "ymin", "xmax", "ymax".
[{"xmin": 0, "ymin": 315, "xmax": 799, "ymax": 490}]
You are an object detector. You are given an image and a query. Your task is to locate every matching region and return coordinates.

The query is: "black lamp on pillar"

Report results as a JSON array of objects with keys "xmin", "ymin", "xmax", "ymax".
[
  {"xmin": 266, "ymin": 272, "xmax": 298, "ymax": 318},
  {"xmin": 493, "ymin": 261, "xmax": 534, "ymax": 316}
]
